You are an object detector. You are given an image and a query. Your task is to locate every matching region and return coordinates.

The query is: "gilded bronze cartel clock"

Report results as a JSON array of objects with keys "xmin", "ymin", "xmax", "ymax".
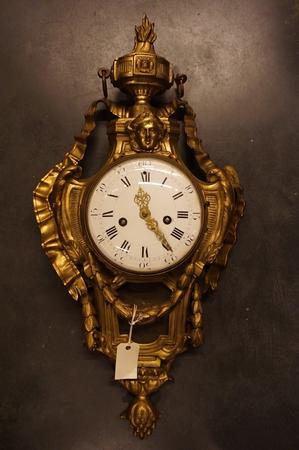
[{"xmin": 33, "ymin": 15, "xmax": 244, "ymax": 438}]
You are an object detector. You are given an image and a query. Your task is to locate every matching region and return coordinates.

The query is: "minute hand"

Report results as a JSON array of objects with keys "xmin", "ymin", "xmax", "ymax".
[
  {"xmin": 144, "ymin": 215, "xmax": 173, "ymax": 252},
  {"xmin": 134, "ymin": 187, "xmax": 173, "ymax": 252}
]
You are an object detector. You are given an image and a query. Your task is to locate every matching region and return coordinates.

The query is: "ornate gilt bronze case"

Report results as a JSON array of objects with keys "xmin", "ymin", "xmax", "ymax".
[{"xmin": 33, "ymin": 16, "xmax": 244, "ymax": 438}]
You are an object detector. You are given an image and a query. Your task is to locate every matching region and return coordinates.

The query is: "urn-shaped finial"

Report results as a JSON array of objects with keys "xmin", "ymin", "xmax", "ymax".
[{"xmin": 111, "ymin": 15, "xmax": 174, "ymax": 101}]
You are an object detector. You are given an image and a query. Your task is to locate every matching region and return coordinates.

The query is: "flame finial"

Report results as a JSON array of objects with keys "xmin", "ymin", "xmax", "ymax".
[
  {"xmin": 135, "ymin": 14, "xmax": 156, "ymax": 44},
  {"xmin": 111, "ymin": 15, "xmax": 173, "ymax": 97}
]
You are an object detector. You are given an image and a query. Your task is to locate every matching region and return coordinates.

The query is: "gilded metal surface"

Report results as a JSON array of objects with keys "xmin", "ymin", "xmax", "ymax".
[{"xmin": 33, "ymin": 15, "xmax": 244, "ymax": 439}]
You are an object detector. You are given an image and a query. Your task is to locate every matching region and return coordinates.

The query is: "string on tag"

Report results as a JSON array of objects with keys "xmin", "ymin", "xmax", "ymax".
[
  {"xmin": 115, "ymin": 305, "xmax": 142, "ymax": 380},
  {"xmin": 127, "ymin": 304, "xmax": 143, "ymax": 345}
]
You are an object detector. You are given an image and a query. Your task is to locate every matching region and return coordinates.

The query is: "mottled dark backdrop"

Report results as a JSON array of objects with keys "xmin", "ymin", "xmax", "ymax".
[{"xmin": 1, "ymin": 1, "xmax": 298, "ymax": 449}]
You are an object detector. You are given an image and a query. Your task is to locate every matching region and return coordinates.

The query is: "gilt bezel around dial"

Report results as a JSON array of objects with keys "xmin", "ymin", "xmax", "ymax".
[{"xmin": 81, "ymin": 154, "xmax": 206, "ymax": 277}]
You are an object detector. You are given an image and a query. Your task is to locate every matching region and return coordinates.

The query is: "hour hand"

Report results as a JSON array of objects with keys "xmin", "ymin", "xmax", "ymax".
[
  {"xmin": 134, "ymin": 187, "xmax": 150, "ymax": 209},
  {"xmin": 134, "ymin": 187, "xmax": 152, "ymax": 220},
  {"xmin": 134, "ymin": 187, "xmax": 173, "ymax": 252}
]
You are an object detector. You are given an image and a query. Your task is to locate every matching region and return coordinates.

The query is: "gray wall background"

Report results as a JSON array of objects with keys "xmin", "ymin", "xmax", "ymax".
[{"xmin": 1, "ymin": 1, "xmax": 298, "ymax": 449}]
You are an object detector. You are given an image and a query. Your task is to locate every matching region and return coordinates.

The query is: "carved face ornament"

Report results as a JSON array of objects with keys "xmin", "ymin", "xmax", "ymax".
[{"xmin": 128, "ymin": 112, "xmax": 165, "ymax": 152}]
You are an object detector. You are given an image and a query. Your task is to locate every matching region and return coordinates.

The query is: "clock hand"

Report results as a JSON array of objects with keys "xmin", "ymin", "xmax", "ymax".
[
  {"xmin": 134, "ymin": 186, "xmax": 151, "ymax": 219},
  {"xmin": 144, "ymin": 216, "xmax": 173, "ymax": 252},
  {"xmin": 134, "ymin": 187, "xmax": 173, "ymax": 252}
]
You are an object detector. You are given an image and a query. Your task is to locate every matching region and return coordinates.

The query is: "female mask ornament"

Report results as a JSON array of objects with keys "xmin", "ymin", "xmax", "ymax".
[{"xmin": 127, "ymin": 112, "xmax": 166, "ymax": 152}]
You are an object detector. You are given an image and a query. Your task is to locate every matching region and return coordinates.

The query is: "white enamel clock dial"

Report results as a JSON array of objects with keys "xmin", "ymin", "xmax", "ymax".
[{"xmin": 86, "ymin": 157, "xmax": 203, "ymax": 273}]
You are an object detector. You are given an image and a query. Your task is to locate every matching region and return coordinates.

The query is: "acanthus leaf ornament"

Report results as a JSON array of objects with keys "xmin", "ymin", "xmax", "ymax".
[{"xmin": 33, "ymin": 15, "xmax": 245, "ymax": 439}]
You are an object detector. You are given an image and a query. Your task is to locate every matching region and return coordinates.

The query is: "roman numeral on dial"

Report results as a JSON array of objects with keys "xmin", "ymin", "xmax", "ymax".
[
  {"xmin": 171, "ymin": 227, "xmax": 184, "ymax": 240},
  {"xmin": 141, "ymin": 246, "xmax": 149, "ymax": 258},
  {"xmin": 177, "ymin": 211, "xmax": 189, "ymax": 219},
  {"xmin": 173, "ymin": 191, "xmax": 183, "ymax": 200},
  {"xmin": 141, "ymin": 171, "xmax": 150, "ymax": 182},
  {"xmin": 102, "ymin": 210, "xmax": 114, "ymax": 217},
  {"xmin": 120, "ymin": 240, "xmax": 130, "ymax": 252},
  {"xmin": 121, "ymin": 176, "xmax": 131, "ymax": 188},
  {"xmin": 106, "ymin": 226, "xmax": 118, "ymax": 240}
]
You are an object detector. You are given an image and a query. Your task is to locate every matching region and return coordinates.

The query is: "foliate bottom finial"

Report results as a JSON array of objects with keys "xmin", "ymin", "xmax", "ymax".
[{"xmin": 121, "ymin": 395, "xmax": 158, "ymax": 439}]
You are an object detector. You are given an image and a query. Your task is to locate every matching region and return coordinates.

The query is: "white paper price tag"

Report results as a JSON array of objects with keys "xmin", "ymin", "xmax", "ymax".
[{"xmin": 115, "ymin": 342, "xmax": 140, "ymax": 380}]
